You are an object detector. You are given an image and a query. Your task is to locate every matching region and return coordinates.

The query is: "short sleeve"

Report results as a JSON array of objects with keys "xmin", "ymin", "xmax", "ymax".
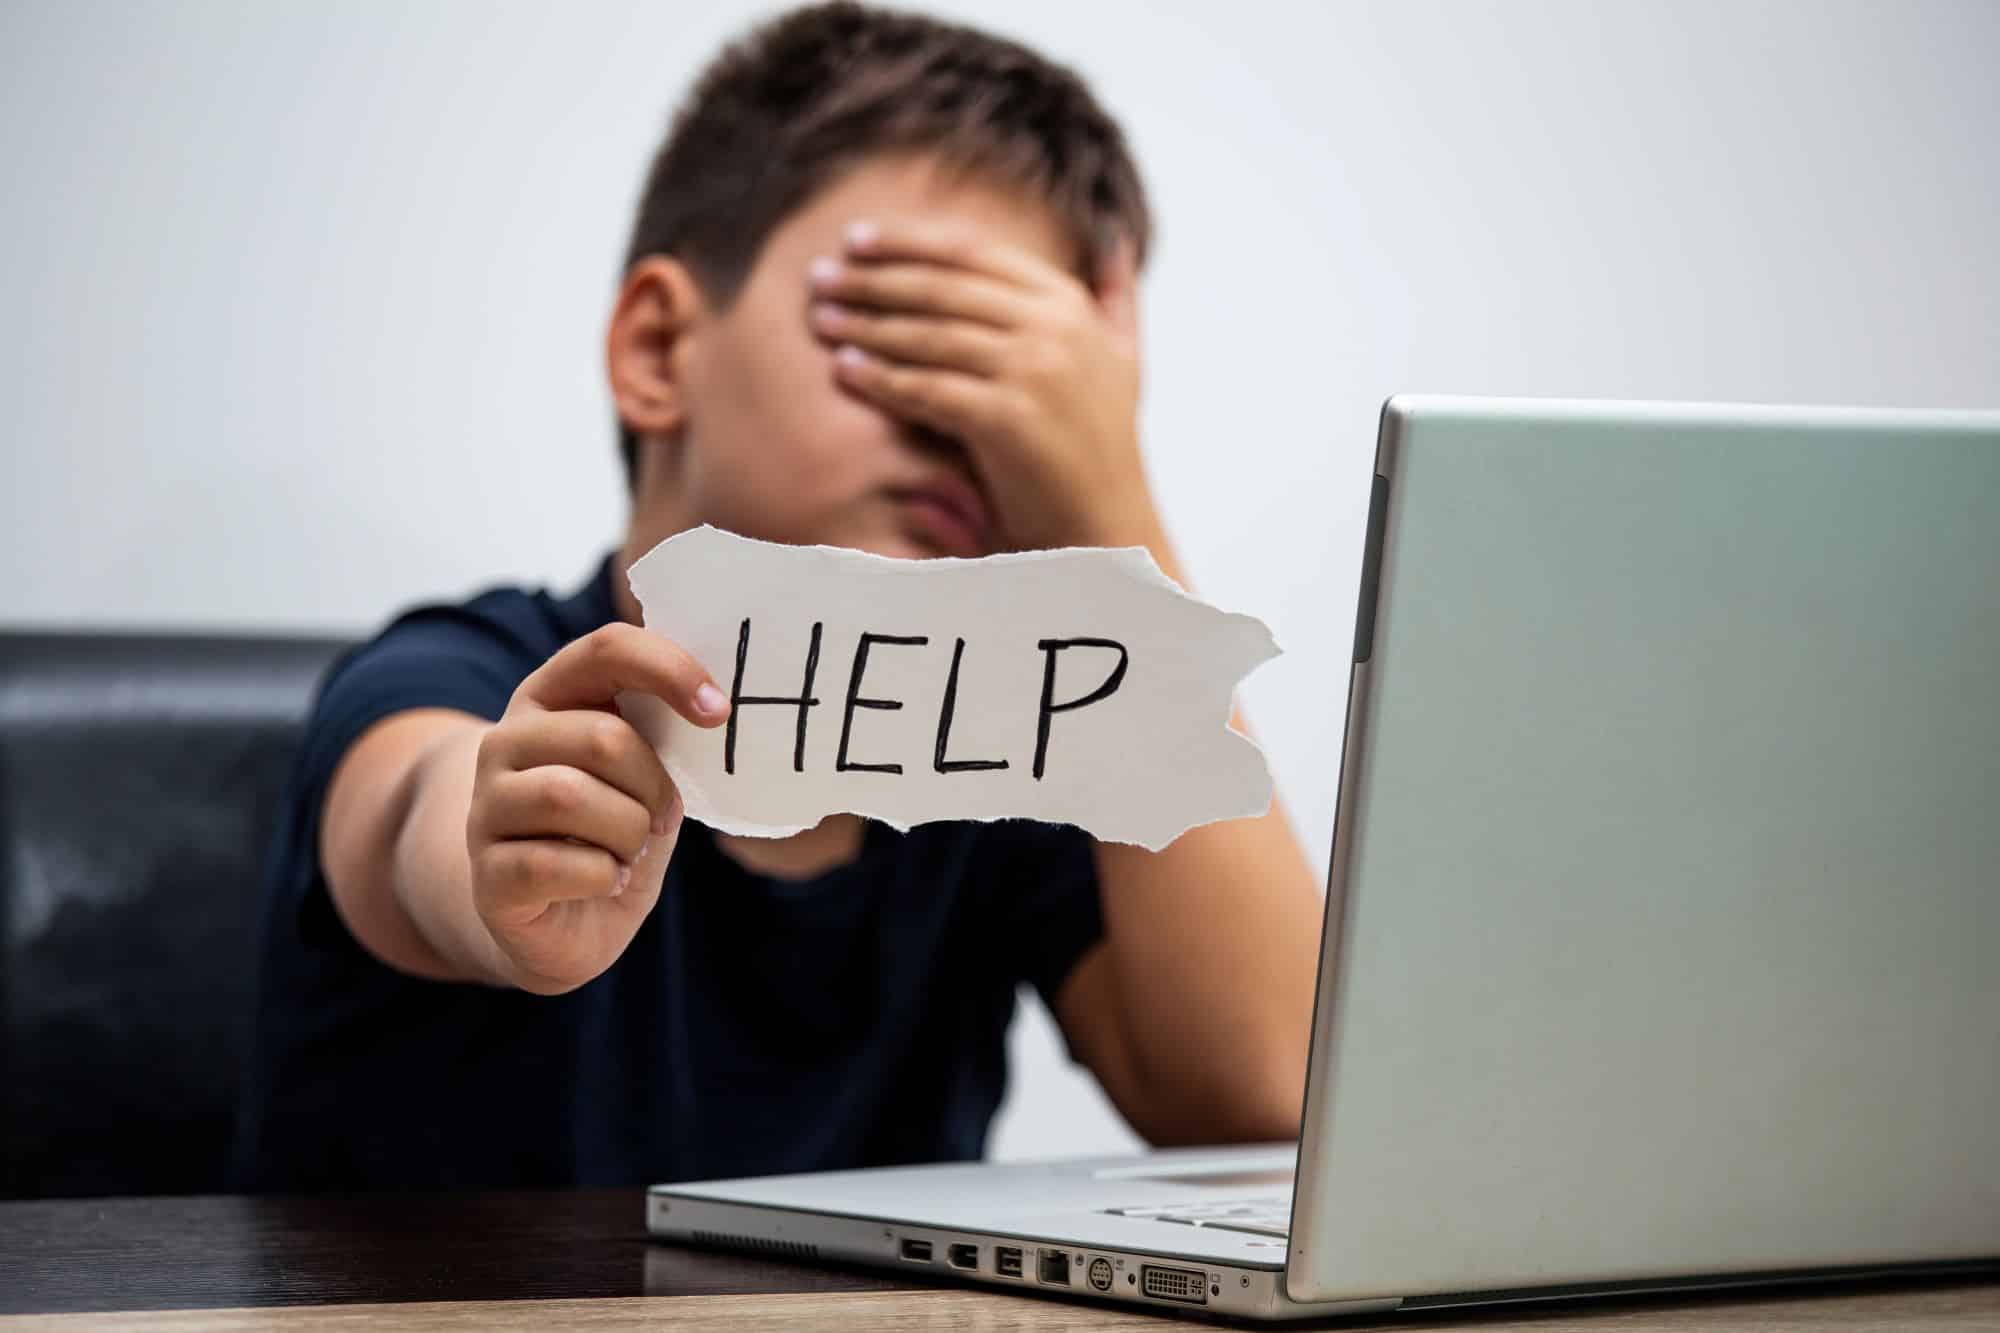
[
  {"xmin": 976, "ymin": 820, "xmax": 1105, "ymax": 1012},
  {"xmin": 289, "ymin": 605, "xmax": 539, "ymax": 888},
  {"xmin": 305, "ymin": 610, "xmax": 520, "ymax": 778}
]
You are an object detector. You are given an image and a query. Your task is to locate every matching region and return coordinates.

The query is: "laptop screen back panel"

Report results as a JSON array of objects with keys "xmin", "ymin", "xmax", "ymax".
[{"xmin": 1288, "ymin": 398, "xmax": 2000, "ymax": 1304}]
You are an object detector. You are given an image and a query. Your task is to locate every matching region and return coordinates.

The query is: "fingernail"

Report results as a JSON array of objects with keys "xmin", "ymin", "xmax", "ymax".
[
  {"xmin": 695, "ymin": 682, "xmax": 727, "ymax": 717},
  {"xmin": 808, "ymin": 255, "xmax": 840, "ymax": 288},
  {"xmin": 835, "ymin": 344, "xmax": 867, "ymax": 370},
  {"xmin": 845, "ymin": 220, "xmax": 877, "ymax": 251},
  {"xmin": 651, "ymin": 809, "xmax": 672, "ymax": 836},
  {"xmin": 810, "ymin": 301, "xmax": 844, "ymax": 329},
  {"xmin": 635, "ymin": 838, "xmax": 651, "ymax": 863},
  {"xmin": 612, "ymin": 865, "xmax": 630, "ymax": 897}
]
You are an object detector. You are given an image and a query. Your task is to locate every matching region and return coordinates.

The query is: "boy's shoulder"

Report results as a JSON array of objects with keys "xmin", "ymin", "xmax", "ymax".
[
  {"xmin": 335, "ymin": 555, "xmax": 614, "ymax": 694},
  {"xmin": 361, "ymin": 555, "xmax": 617, "ymax": 673},
  {"xmin": 290, "ymin": 556, "xmax": 618, "ymax": 800}
]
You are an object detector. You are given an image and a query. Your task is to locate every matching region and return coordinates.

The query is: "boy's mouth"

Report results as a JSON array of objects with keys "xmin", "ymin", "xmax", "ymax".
[{"xmin": 889, "ymin": 474, "xmax": 992, "ymax": 558}]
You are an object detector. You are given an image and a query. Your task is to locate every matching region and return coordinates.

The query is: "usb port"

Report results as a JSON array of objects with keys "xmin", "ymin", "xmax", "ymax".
[
  {"xmin": 1038, "ymin": 1248, "xmax": 1070, "ymax": 1285},
  {"xmin": 899, "ymin": 1238, "xmax": 932, "ymax": 1263},
  {"xmin": 995, "ymin": 1246, "xmax": 1023, "ymax": 1278},
  {"xmin": 947, "ymin": 1243, "xmax": 978, "ymax": 1271}
]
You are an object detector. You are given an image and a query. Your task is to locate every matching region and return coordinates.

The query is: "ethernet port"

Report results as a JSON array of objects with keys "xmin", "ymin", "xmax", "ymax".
[{"xmin": 1037, "ymin": 1248, "xmax": 1070, "ymax": 1285}]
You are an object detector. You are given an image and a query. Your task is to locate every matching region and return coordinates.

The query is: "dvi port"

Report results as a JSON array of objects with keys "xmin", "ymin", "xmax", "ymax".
[{"xmin": 1140, "ymin": 1264, "xmax": 1207, "ymax": 1304}]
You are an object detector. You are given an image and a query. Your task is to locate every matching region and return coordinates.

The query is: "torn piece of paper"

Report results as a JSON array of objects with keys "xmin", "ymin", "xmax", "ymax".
[{"xmin": 619, "ymin": 525, "xmax": 1278, "ymax": 851}]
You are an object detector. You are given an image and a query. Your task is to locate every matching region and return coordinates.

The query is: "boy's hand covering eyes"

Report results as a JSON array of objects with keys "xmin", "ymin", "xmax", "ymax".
[
  {"xmin": 466, "ymin": 623, "xmax": 729, "ymax": 993},
  {"xmin": 809, "ymin": 219, "xmax": 1148, "ymax": 552}
]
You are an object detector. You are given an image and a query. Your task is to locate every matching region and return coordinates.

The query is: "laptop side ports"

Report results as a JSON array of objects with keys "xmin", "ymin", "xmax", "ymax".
[
  {"xmin": 1141, "ymin": 1263, "xmax": 1208, "ymax": 1304},
  {"xmin": 946, "ymin": 1243, "xmax": 978, "ymax": 1271},
  {"xmin": 1037, "ymin": 1248, "xmax": 1070, "ymax": 1285},
  {"xmin": 994, "ymin": 1246, "xmax": 1023, "ymax": 1278},
  {"xmin": 898, "ymin": 1238, "xmax": 932, "ymax": 1263}
]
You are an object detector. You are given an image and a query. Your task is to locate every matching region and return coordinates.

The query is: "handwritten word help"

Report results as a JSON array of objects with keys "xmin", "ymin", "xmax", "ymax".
[
  {"xmin": 619, "ymin": 526, "xmax": 1277, "ymax": 851},
  {"xmin": 722, "ymin": 620, "xmax": 1129, "ymax": 781}
]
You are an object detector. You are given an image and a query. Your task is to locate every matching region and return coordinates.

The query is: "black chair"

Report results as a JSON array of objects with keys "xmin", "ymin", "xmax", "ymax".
[{"xmin": 0, "ymin": 632, "xmax": 351, "ymax": 1198}]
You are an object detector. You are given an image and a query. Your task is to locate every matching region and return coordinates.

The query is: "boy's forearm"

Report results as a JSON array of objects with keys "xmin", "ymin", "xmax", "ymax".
[
  {"xmin": 1089, "ymin": 750, "xmax": 1322, "ymax": 1142},
  {"xmin": 388, "ymin": 725, "xmax": 521, "ymax": 988}
]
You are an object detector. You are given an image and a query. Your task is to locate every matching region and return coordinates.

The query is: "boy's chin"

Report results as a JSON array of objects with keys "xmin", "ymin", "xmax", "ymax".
[
  {"xmin": 716, "ymin": 516, "xmax": 975, "ymax": 562},
  {"xmin": 824, "ymin": 524, "xmax": 968, "ymax": 563},
  {"xmin": 852, "ymin": 535, "xmax": 945, "ymax": 562}
]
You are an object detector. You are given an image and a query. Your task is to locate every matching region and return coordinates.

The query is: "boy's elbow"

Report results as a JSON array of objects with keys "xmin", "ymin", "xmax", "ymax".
[
  {"xmin": 1219, "ymin": 1057, "xmax": 1307, "ymax": 1145},
  {"xmin": 1137, "ymin": 1042, "xmax": 1306, "ymax": 1148},
  {"xmin": 1201, "ymin": 996, "xmax": 1311, "ymax": 1144},
  {"xmin": 1241, "ymin": 1095, "xmax": 1305, "ymax": 1146}
]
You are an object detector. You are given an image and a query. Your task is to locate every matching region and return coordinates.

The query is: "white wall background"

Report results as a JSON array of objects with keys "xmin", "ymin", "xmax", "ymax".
[{"xmin": 3, "ymin": 0, "xmax": 1994, "ymax": 1162}]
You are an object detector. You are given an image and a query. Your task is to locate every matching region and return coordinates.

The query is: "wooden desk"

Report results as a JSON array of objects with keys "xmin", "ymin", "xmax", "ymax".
[{"xmin": 1, "ymin": 1192, "xmax": 1994, "ymax": 1330}]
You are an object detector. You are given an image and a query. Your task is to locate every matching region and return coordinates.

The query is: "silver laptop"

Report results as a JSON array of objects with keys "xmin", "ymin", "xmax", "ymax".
[{"xmin": 648, "ymin": 396, "xmax": 2000, "ymax": 1319}]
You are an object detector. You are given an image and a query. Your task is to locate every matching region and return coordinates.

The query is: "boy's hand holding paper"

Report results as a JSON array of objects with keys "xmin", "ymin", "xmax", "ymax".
[
  {"xmin": 464, "ymin": 623, "xmax": 728, "ymax": 993},
  {"xmin": 621, "ymin": 525, "xmax": 1280, "ymax": 852}
]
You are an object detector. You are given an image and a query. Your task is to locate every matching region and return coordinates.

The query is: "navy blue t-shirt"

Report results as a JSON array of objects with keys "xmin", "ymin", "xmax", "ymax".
[{"xmin": 231, "ymin": 556, "xmax": 1103, "ymax": 1192}]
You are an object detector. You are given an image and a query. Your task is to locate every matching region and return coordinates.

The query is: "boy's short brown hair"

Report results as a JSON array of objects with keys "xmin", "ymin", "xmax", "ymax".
[{"xmin": 616, "ymin": 0, "xmax": 1153, "ymax": 488}]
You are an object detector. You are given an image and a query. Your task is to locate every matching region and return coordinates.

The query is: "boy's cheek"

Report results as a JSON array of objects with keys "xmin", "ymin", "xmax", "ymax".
[
  {"xmin": 672, "ymin": 254, "xmax": 943, "ymax": 547},
  {"xmin": 685, "ymin": 401, "xmax": 898, "ymax": 545}
]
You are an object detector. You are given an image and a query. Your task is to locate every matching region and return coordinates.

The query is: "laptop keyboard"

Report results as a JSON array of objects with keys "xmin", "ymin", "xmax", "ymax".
[{"xmin": 1103, "ymin": 1198, "xmax": 1292, "ymax": 1239}]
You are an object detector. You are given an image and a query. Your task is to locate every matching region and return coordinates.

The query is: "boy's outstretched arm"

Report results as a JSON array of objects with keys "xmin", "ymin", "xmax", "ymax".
[
  {"xmin": 811, "ymin": 217, "xmax": 1322, "ymax": 1145},
  {"xmin": 319, "ymin": 625, "xmax": 731, "ymax": 995}
]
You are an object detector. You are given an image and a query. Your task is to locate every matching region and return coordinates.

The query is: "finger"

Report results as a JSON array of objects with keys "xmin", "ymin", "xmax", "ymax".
[
  {"xmin": 477, "ymin": 765, "xmax": 655, "ymax": 865},
  {"xmin": 842, "ymin": 217, "xmax": 1063, "ymax": 293},
  {"xmin": 519, "ymin": 622, "xmax": 728, "ymax": 725},
  {"xmin": 832, "ymin": 345, "xmax": 1020, "ymax": 443},
  {"xmin": 809, "ymin": 302, "xmax": 1006, "ymax": 376},
  {"xmin": 624, "ymin": 786, "xmax": 684, "ymax": 895},
  {"xmin": 475, "ymin": 837, "xmax": 625, "ymax": 923},
  {"xmin": 1095, "ymin": 235, "xmax": 1140, "ymax": 344},
  {"xmin": 481, "ymin": 710, "xmax": 675, "ymax": 821},
  {"xmin": 808, "ymin": 256, "xmax": 1030, "ymax": 329}
]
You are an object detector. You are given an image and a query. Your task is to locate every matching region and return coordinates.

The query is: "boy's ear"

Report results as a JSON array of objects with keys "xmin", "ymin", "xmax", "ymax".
[
  {"xmin": 1094, "ymin": 235, "xmax": 1140, "ymax": 346},
  {"xmin": 606, "ymin": 255, "xmax": 706, "ymax": 440}
]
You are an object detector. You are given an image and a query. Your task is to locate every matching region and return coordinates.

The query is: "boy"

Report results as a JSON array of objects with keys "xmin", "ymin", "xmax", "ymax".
[{"xmin": 234, "ymin": 1, "xmax": 1321, "ymax": 1191}]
